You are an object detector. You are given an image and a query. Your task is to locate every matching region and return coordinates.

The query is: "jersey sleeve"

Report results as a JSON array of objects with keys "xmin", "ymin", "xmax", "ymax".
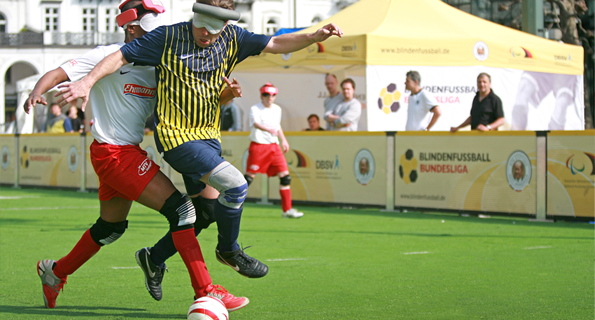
[
  {"xmin": 494, "ymin": 96, "xmax": 504, "ymax": 118},
  {"xmin": 120, "ymin": 26, "xmax": 167, "ymax": 66},
  {"xmin": 60, "ymin": 44, "xmax": 122, "ymax": 82},
  {"xmin": 421, "ymin": 91, "xmax": 438, "ymax": 112},
  {"xmin": 235, "ymin": 26, "xmax": 271, "ymax": 63}
]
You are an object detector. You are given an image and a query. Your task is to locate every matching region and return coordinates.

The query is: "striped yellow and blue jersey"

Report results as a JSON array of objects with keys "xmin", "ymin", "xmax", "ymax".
[{"xmin": 120, "ymin": 22, "xmax": 270, "ymax": 152}]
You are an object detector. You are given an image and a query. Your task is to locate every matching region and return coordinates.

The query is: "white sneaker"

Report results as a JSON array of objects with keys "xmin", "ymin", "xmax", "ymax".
[{"xmin": 282, "ymin": 208, "xmax": 304, "ymax": 218}]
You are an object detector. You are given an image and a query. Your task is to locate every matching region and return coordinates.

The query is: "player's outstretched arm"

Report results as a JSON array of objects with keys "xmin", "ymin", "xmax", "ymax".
[
  {"xmin": 262, "ymin": 23, "xmax": 343, "ymax": 54},
  {"xmin": 55, "ymin": 50, "xmax": 128, "ymax": 111},
  {"xmin": 23, "ymin": 68, "xmax": 70, "ymax": 114}
]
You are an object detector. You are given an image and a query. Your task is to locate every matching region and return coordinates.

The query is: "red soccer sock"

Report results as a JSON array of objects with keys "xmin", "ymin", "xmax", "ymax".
[
  {"xmin": 172, "ymin": 228, "xmax": 212, "ymax": 297},
  {"xmin": 280, "ymin": 188, "xmax": 292, "ymax": 212},
  {"xmin": 53, "ymin": 229, "xmax": 101, "ymax": 279}
]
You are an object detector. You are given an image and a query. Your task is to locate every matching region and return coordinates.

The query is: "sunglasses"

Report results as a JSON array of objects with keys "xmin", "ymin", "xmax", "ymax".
[{"xmin": 262, "ymin": 93, "xmax": 277, "ymax": 97}]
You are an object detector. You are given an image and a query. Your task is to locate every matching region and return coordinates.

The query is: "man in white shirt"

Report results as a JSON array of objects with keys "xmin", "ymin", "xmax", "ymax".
[
  {"xmin": 323, "ymin": 73, "xmax": 343, "ymax": 130},
  {"xmin": 325, "ymin": 78, "xmax": 361, "ymax": 131},
  {"xmin": 244, "ymin": 83, "xmax": 303, "ymax": 218},
  {"xmin": 23, "ymin": 0, "xmax": 246, "ymax": 312},
  {"xmin": 404, "ymin": 71, "xmax": 441, "ymax": 131}
]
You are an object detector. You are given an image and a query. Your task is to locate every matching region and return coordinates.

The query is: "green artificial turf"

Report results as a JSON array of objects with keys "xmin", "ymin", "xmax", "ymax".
[{"xmin": 0, "ymin": 186, "xmax": 593, "ymax": 319}]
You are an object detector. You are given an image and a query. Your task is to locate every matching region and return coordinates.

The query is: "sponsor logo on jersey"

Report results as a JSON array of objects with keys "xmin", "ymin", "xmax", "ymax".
[
  {"xmin": 138, "ymin": 159, "xmax": 152, "ymax": 176},
  {"xmin": 69, "ymin": 59, "xmax": 78, "ymax": 67},
  {"xmin": 123, "ymin": 84, "xmax": 156, "ymax": 99}
]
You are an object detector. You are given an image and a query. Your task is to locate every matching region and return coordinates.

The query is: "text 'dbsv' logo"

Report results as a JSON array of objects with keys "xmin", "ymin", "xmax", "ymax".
[{"xmin": 123, "ymin": 84, "xmax": 156, "ymax": 98}]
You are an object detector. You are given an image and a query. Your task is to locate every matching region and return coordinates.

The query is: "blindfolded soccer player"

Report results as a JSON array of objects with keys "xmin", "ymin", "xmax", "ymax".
[
  {"xmin": 25, "ymin": 0, "xmax": 248, "ymax": 312},
  {"xmin": 54, "ymin": 0, "xmax": 343, "ymax": 301}
]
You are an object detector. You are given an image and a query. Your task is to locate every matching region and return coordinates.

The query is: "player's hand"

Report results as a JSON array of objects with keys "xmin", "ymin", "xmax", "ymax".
[
  {"xmin": 450, "ymin": 127, "xmax": 458, "ymax": 133},
  {"xmin": 55, "ymin": 79, "xmax": 92, "ymax": 111},
  {"xmin": 476, "ymin": 124, "xmax": 489, "ymax": 132},
  {"xmin": 313, "ymin": 23, "xmax": 343, "ymax": 42},
  {"xmin": 223, "ymin": 76, "xmax": 242, "ymax": 98},
  {"xmin": 281, "ymin": 140, "xmax": 289, "ymax": 153},
  {"xmin": 23, "ymin": 93, "xmax": 47, "ymax": 114}
]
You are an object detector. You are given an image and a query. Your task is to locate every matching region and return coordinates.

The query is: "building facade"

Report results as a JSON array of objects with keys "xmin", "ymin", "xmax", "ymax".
[{"xmin": 0, "ymin": 0, "xmax": 356, "ymax": 132}]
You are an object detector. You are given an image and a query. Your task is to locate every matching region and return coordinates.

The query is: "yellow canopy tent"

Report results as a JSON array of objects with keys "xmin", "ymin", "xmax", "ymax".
[
  {"xmin": 232, "ymin": 0, "xmax": 584, "ymax": 132},
  {"xmin": 236, "ymin": 0, "xmax": 583, "ymax": 75}
]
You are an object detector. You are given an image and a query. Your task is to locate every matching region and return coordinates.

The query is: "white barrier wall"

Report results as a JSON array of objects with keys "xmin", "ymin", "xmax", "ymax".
[{"xmin": 2, "ymin": 131, "xmax": 593, "ymax": 218}]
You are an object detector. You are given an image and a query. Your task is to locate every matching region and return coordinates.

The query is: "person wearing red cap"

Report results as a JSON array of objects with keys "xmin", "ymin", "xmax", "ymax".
[
  {"xmin": 244, "ymin": 83, "xmax": 304, "ymax": 218},
  {"xmin": 24, "ymin": 0, "xmax": 248, "ymax": 312}
]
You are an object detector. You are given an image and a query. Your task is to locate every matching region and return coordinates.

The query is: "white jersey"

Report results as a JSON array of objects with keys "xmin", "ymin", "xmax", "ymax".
[
  {"xmin": 60, "ymin": 43, "xmax": 156, "ymax": 146},
  {"xmin": 249, "ymin": 102, "xmax": 281, "ymax": 145},
  {"xmin": 405, "ymin": 89, "xmax": 438, "ymax": 131}
]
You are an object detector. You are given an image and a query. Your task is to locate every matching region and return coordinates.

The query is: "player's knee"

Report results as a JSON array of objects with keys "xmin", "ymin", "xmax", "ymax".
[
  {"xmin": 89, "ymin": 218, "xmax": 128, "ymax": 246},
  {"xmin": 208, "ymin": 162, "xmax": 247, "ymax": 209},
  {"xmin": 160, "ymin": 190, "xmax": 196, "ymax": 232},
  {"xmin": 280, "ymin": 174, "xmax": 291, "ymax": 186},
  {"xmin": 193, "ymin": 197, "xmax": 216, "ymax": 230},
  {"xmin": 244, "ymin": 174, "xmax": 254, "ymax": 186}
]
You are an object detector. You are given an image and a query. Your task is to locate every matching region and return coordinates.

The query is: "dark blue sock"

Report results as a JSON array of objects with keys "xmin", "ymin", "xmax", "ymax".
[{"xmin": 214, "ymin": 201, "xmax": 242, "ymax": 253}]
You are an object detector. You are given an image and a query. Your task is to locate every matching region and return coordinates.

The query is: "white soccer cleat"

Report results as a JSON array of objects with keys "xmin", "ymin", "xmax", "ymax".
[
  {"xmin": 282, "ymin": 208, "xmax": 304, "ymax": 219},
  {"xmin": 37, "ymin": 259, "xmax": 67, "ymax": 308}
]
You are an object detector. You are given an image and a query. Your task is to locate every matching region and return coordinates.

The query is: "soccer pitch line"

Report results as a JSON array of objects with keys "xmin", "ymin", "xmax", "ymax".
[
  {"xmin": 0, "ymin": 195, "xmax": 40, "ymax": 199},
  {"xmin": 523, "ymin": 246, "xmax": 553, "ymax": 250},
  {"xmin": 1, "ymin": 205, "xmax": 100, "ymax": 211},
  {"xmin": 402, "ymin": 251, "xmax": 432, "ymax": 255}
]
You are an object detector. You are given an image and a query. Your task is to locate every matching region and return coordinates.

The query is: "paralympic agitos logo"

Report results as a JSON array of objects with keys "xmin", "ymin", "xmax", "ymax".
[{"xmin": 566, "ymin": 153, "xmax": 595, "ymax": 175}]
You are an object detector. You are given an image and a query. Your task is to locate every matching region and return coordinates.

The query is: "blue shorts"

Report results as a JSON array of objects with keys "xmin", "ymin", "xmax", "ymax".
[
  {"xmin": 183, "ymin": 174, "xmax": 206, "ymax": 196},
  {"xmin": 163, "ymin": 139, "xmax": 225, "ymax": 189}
]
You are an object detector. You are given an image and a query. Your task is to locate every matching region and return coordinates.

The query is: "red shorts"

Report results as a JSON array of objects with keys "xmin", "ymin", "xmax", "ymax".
[
  {"xmin": 90, "ymin": 140, "xmax": 160, "ymax": 201},
  {"xmin": 246, "ymin": 142, "xmax": 288, "ymax": 177}
]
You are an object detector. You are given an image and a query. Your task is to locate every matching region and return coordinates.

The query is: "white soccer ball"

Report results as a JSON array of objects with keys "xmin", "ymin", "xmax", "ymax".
[{"xmin": 187, "ymin": 296, "xmax": 229, "ymax": 320}]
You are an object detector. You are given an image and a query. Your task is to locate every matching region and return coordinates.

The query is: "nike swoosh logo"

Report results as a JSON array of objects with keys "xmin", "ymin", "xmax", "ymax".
[
  {"xmin": 144, "ymin": 259, "xmax": 156, "ymax": 278},
  {"xmin": 120, "ymin": 71, "xmax": 130, "ymax": 75},
  {"xmin": 230, "ymin": 265, "xmax": 240, "ymax": 271},
  {"xmin": 179, "ymin": 54, "xmax": 194, "ymax": 59}
]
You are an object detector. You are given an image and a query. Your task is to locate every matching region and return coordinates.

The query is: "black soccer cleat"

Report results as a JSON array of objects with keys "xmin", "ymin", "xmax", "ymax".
[
  {"xmin": 136, "ymin": 247, "xmax": 167, "ymax": 301},
  {"xmin": 216, "ymin": 247, "xmax": 268, "ymax": 278}
]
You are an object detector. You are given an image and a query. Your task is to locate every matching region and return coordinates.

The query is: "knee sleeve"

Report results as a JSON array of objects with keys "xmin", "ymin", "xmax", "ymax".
[
  {"xmin": 280, "ymin": 174, "xmax": 291, "ymax": 186},
  {"xmin": 192, "ymin": 197, "xmax": 217, "ymax": 230},
  {"xmin": 244, "ymin": 174, "xmax": 254, "ymax": 186},
  {"xmin": 160, "ymin": 190, "xmax": 196, "ymax": 232},
  {"xmin": 208, "ymin": 162, "xmax": 247, "ymax": 209},
  {"xmin": 89, "ymin": 218, "xmax": 128, "ymax": 246}
]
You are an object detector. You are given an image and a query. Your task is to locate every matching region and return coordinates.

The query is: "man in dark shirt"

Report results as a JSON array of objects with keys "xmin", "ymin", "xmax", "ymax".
[
  {"xmin": 451, "ymin": 73, "xmax": 505, "ymax": 132},
  {"xmin": 304, "ymin": 114, "xmax": 324, "ymax": 131},
  {"xmin": 221, "ymin": 100, "xmax": 242, "ymax": 131}
]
